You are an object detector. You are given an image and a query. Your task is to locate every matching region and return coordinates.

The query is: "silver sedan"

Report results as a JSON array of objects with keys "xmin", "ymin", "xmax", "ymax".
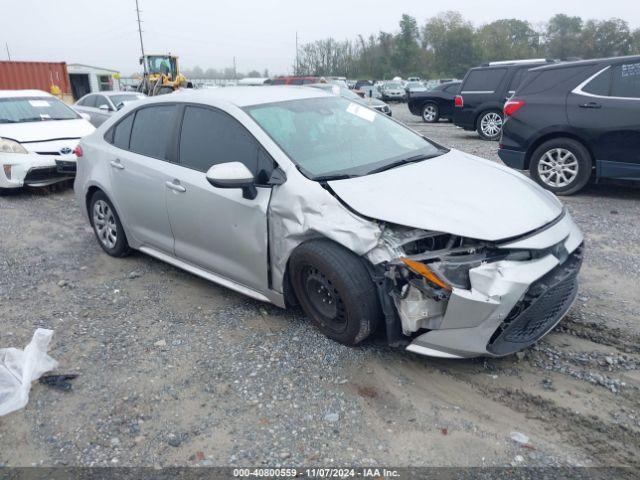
[
  {"xmin": 73, "ymin": 91, "xmax": 145, "ymax": 127},
  {"xmin": 74, "ymin": 87, "xmax": 583, "ymax": 358}
]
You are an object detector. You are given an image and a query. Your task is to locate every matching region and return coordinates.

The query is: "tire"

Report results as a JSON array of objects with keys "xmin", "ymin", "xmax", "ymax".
[
  {"xmin": 421, "ymin": 103, "xmax": 439, "ymax": 123},
  {"xmin": 529, "ymin": 138, "xmax": 592, "ymax": 195},
  {"xmin": 476, "ymin": 110, "xmax": 503, "ymax": 141},
  {"xmin": 289, "ymin": 240, "xmax": 381, "ymax": 346},
  {"xmin": 89, "ymin": 190, "xmax": 131, "ymax": 257}
]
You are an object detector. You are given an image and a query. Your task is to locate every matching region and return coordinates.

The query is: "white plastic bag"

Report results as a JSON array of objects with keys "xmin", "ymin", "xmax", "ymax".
[{"xmin": 0, "ymin": 328, "xmax": 58, "ymax": 416}]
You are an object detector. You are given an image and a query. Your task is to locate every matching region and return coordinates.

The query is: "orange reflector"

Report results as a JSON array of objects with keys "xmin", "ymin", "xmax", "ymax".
[
  {"xmin": 2, "ymin": 165, "xmax": 11, "ymax": 180},
  {"xmin": 400, "ymin": 258, "xmax": 451, "ymax": 291}
]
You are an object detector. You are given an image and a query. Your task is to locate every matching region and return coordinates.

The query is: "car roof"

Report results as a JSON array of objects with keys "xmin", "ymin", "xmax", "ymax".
[
  {"xmin": 529, "ymin": 54, "xmax": 640, "ymax": 72},
  {"xmin": 0, "ymin": 89, "xmax": 53, "ymax": 98},
  {"xmin": 147, "ymin": 86, "xmax": 329, "ymax": 107},
  {"xmin": 90, "ymin": 91, "xmax": 144, "ymax": 97},
  {"xmin": 471, "ymin": 62, "xmax": 551, "ymax": 72}
]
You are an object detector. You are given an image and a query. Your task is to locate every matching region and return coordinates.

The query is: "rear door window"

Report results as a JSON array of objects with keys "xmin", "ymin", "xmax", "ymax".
[
  {"xmin": 462, "ymin": 68, "xmax": 506, "ymax": 92},
  {"xmin": 129, "ymin": 105, "xmax": 177, "ymax": 159},
  {"xmin": 611, "ymin": 63, "xmax": 640, "ymax": 98}
]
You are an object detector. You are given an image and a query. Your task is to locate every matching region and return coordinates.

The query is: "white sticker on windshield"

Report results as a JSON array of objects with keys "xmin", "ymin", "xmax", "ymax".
[
  {"xmin": 29, "ymin": 100, "xmax": 51, "ymax": 108},
  {"xmin": 346, "ymin": 102, "xmax": 376, "ymax": 122}
]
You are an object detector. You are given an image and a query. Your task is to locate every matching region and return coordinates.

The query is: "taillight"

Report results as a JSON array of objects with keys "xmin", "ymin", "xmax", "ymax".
[
  {"xmin": 504, "ymin": 99, "xmax": 525, "ymax": 117},
  {"xmin": 454, "ymin": 95, "xmax": 463, "ymax": 107},
  {"xmin": 74, "ymin": 145, "xmax": 83, "ymax": 157}
]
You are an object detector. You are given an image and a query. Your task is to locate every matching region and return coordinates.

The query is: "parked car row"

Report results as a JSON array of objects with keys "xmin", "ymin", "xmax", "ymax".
[{"xmin": 405, "ymin": 55, "xmax": 640, "ymax": 194}]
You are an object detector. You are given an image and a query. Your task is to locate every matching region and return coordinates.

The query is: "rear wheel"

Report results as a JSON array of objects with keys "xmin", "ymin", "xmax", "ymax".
[
  {"xmin": 90, "ymin": 190, "xmax": 131, "ymax": 257},
  {"xmin": 421, "ymin": 103, "xmax": 439, "ymax": 123},
  {"xmin": 529, "ymin": 138, "xmax": 592, "ymax": 195},
  {"xmin": 476, "ymin": 110, "xmax": 503, "ymax": 140},
  {"xmin": 289, "ymin": 240, "xmax": 381, "ymax": 345}
]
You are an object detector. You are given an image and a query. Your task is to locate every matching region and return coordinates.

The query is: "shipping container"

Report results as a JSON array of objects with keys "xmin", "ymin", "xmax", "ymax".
[{"xmin": 0, "ymin": 61, "xmax": 71, "ymax": 94}]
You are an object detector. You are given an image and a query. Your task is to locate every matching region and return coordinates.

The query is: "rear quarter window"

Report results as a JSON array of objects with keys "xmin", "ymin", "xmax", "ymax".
[
  {"xmin": 111, "ymin": 113, "xmax": 134, "ymax": 150},
  {"xmin": 462, "ymin": 68, "xmax": 506, "ymax": 92}
]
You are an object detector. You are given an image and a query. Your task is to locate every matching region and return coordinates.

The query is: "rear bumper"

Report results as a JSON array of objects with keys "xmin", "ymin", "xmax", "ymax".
[
  {"xmin": 498, "ymin": 148, "xmax": 527, "ymax": 170},
  {"xmin": 453, "ymin": 108, "xmax": 475, "ymax": 130}
]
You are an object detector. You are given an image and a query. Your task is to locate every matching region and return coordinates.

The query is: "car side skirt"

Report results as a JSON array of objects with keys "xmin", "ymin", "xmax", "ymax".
[
  {"xmin": 597, "ymin": 160, "xmax": 640, "ymax": 181},
  {"xmin": 139, "ymin": 246, "xmax": 286, "ymax": 308}
]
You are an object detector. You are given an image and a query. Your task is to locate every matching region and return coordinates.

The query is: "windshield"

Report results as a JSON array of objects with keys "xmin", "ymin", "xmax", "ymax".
[
  {"xmin": 245, "ymin": 96, "xmax": 443, "ymax": 180},
  {"xmin": 0, "ymin": 97, "xmax": 80, "ymax": 123},
  {"xmin": 109, "ymin": 94, "xmax": 145, "ymax": 107},
  {"xmin": 384, "ymin": 82, "xmax": 402, "ymax": 89},
  {"xmin": 146, "ymin": 56, "xmax": 177, "ymax": 76}
]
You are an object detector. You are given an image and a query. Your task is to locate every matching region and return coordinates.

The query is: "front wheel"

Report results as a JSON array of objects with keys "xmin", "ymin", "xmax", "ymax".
[
  {"xmin": 476, "ymin": 110, "xmax": 503, "ymax": 141},
  {"xmin": 422, "ymin": 103, "xmax": 439, "ymax": 123},
  {"xmin": 289, "ymin": 240, "xmax": 381, "ymax": 346},
  {"xmin": 529, "ymin": 138, "xmax": 592, "ymax": 195}
]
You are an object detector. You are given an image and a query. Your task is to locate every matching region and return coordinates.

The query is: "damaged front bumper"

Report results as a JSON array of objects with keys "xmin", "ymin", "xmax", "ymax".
[{"xmin": 376, "ymin": 211, "xmax": 584, "ymax": 358}]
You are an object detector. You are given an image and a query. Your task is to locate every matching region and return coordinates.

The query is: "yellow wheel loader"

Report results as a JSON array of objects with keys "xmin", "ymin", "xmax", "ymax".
[{"xmin": 137, "ymin": 54, "xmax": 192, "ymax": 96}]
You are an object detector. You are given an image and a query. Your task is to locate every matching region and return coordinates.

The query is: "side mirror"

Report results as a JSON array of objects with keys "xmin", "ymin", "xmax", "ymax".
[
  {"xmin": 79, "ymin": 112, "xmax": 91, "ymax": 121},
  {"xmin": 206, "ymin": 162, "xmax": 257, "ymax": 200},
  {"xmin": 98, "ymin": 104, "xmax": 110, "ymax": 111}
]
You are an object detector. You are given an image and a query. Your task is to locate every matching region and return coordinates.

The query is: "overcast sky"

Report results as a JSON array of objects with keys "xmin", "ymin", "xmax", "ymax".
[{"xmin": 3, "ymin": 0, "xmax": 638, "ymax": 75}]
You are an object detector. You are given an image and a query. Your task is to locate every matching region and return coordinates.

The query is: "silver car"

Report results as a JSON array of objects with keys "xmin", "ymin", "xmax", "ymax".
[
  {"xmin": 380, "ymin": 81, "xmax": 407, "ymax": 102},
  {"xmin": 74, "ymin": 92, "xmax": 146, "ymax": 127},
  {"xmin": 74, "ymin": 87, "xmax": 583, "ymax": 358}
]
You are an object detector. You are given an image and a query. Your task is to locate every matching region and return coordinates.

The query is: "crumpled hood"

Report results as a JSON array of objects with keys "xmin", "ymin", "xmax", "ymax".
[
  {"xmin": 0, "ymin": 119, "xmax": 94, "ymax": 144},
  {"xmin": 328, "ymin": 150, "xmax": 563, "ymax": 242}
]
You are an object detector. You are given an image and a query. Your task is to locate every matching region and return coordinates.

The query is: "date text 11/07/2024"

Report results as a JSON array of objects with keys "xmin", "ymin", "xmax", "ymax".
[{"xmin": 232, "ymin": 468, "xmax": 400, "ymax": 477}]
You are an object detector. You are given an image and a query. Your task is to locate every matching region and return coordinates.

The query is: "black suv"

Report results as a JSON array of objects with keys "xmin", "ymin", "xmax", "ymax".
[
  {"xmin": 454, "ymin": 60, "xmax": 554, "ymax": 140},
  {"xmin": 407, "ymin": 81, "xmax": 461, "ymax": 123},
  {"xmin": 499, "ymin": 55, "xmax": 640, "ymax": 195}
]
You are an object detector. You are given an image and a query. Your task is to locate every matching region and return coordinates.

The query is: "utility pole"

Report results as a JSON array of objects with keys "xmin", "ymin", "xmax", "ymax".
[
  {"xmin": 135, "ymin": 0, "xmax": 146, "ymax": 74},
  {"xmin": 5, "ymin": 42, "xmax": 11, "ymax": 61},
  {"xmin": 295, "ymin": 31, "xmax": 299, "ymax": 74}
]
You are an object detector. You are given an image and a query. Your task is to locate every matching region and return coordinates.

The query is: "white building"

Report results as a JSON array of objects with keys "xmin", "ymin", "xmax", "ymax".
[{"xmin": 67, "ymin": 63, "xmax": 121, "ymax": 100}]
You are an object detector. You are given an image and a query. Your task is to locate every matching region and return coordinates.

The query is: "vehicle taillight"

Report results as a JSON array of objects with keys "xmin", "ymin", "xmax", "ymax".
[
  {"xmin": 74, "ymin": 145, "xmax": 83, "ymax": 157},
  {"xmin": 454, "ymin": 95, "xmax": 463, "ymax": 107},
  {"xmin": 504, "ymin": 99, "xmax": 525, "ymax": 117}
]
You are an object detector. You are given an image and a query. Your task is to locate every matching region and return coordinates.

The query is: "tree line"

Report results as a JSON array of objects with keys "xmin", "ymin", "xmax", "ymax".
[
  {"xmin": 180, "ymin": 66, "xmax": 270, "ymax": 79},
  {"xmin": 294, "ymin": 11, "xmax": 640, "ymax": 79}
]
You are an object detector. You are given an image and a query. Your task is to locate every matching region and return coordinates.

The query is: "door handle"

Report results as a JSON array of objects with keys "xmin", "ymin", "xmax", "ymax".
[
  {"xmin": 110, "ymin": 159, "xmax": 125, "ymax": 170},
  {"xmin": 165, "ymin": 180, "xmax": 186, "ymax": 193},
  {"xmin": 579, "ymin": 102, "xmax": 602, "ymax": 109}
]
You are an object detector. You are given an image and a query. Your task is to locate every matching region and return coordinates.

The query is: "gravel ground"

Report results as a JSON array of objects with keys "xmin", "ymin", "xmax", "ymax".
[{"xmin": 1, "ymin": 103, "xmax": 639, "ymax": 469}]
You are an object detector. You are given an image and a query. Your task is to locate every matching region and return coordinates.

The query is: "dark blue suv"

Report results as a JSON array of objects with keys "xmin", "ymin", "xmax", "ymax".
[{"xmin": 499, "ymin": 55, "xmax": 640, "ymax": 195}]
